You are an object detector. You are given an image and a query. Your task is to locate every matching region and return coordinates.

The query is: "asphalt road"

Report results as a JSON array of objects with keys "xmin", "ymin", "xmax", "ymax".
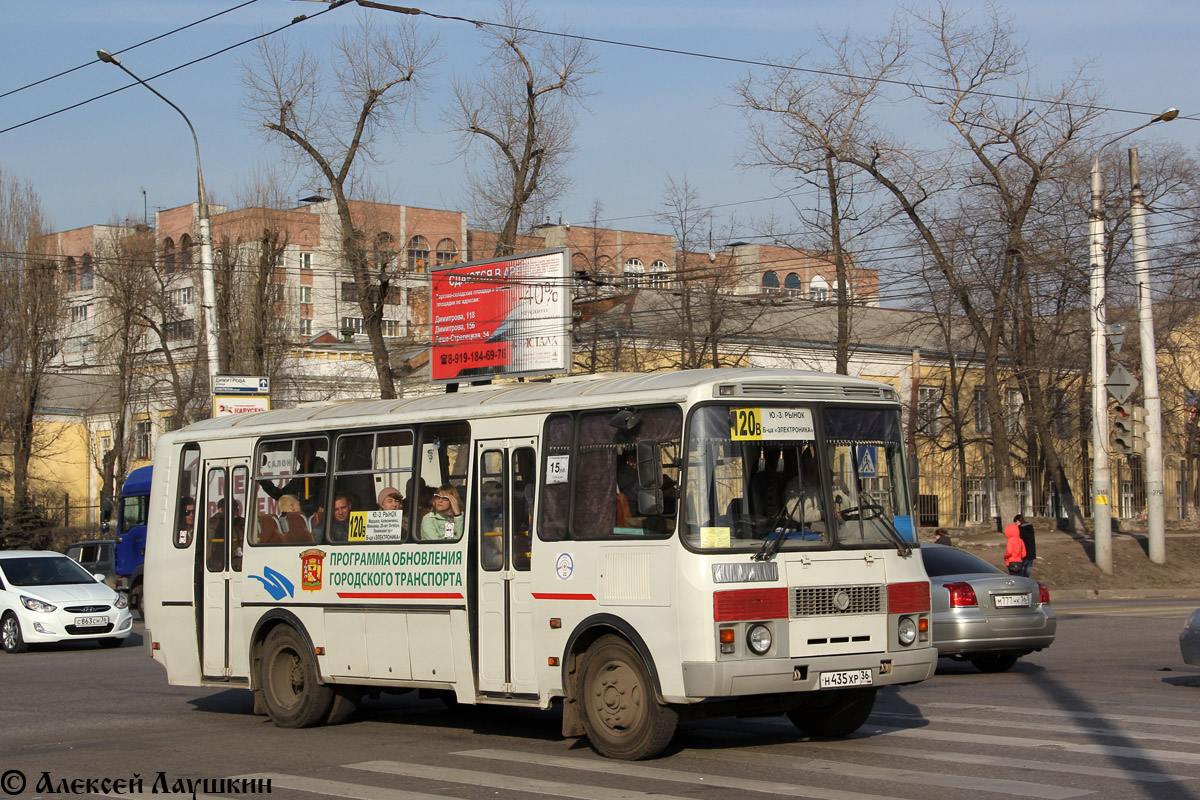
[{"xmin": 2, "ymin": 599, "xmax": 1199, "ymax": 800}]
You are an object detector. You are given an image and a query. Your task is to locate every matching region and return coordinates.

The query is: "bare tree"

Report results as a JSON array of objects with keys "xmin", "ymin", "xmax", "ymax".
[
  {"xmin": 243, "ymin": 12, "xmax": 438, "ymax": 398},
  {"xmin": 0, "ymin": 165, "xmax": 58, "ymax": 533},
  {"xmin": 449, "ymin": 0, "xmax": 595, "ymax": 256},
  {"xmin": 737, "ymin": 4, "xmax": 1104, "ymax": 523}
]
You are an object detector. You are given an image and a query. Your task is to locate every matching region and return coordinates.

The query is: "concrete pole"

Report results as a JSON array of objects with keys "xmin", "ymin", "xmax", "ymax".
[
  {"xmin": 1129, "ymin": 147, "xmax": 1166, "ymax": 563},
  {"xmin": 1089, "ymin": 158, "xmax": 1113, "ymax": 573}
]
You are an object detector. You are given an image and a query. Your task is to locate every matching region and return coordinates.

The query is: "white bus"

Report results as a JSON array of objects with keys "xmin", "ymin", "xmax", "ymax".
[{"xmin": 144, "ymin": 368, "xmax": 936, "ymax": 760}]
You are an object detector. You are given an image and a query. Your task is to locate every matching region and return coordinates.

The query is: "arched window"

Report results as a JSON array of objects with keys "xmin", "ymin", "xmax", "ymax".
[
  {"xmin": 374, "ymin": 232, "xmax": 396, "ymax": 270},
  {"xmin": 648, "ymin": 259, "xmax": 670, "ymax": 288},
  {"xmin": 624, "ymin": 257, "xmax": 645, "ymax": 288},
  {"xmin": 784, "ymin": 272, "xmax": 802, "ymax": 296},
  {"xmin": 63, "ymin": 256, "xmax": 78, "ymax": 292},
  {"xmin": 162, "ymin": 237, "xmax": 176, "ymax": 274},
  {"xmin": 435, "ymin": 238, "xmax": 458, "ymax": 266},
  {"xmin": 762, "ymin": 271, "xmax": 780, "ymax": 293},
  {"xmin": 407, "ymin": 236, "xmax": 430, "ymax": 272},
  {"xmin": 179, "ymin": 234, "xmax": 193, "ymax": 268},
  {"xmin": 810, "ymin": 275, "xmax": 830, "ymax": 302},
  {"xmin": 80, "ymin": 253, "xmax": 94, "ymax": 290}
]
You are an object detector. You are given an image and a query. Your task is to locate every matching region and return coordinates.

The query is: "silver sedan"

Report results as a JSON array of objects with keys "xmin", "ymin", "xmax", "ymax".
[{"xmin": 920, "ymin": 543, "xmax": 1056, "ymax": 672}]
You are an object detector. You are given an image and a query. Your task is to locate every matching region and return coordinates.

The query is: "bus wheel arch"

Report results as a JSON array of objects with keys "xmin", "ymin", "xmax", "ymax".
[
  {"xmin": 250, "ymin": 612, "xmax": 333, "ymax": 728},
  {"xmin": 561, "ymin": 616, "xmax": 675, "ymax": 760}
]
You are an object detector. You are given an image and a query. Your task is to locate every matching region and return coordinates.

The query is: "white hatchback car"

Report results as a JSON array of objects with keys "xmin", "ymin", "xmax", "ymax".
[{"xmin": 0, "ymin": 551, "xmax": 134, "ymax": 653}]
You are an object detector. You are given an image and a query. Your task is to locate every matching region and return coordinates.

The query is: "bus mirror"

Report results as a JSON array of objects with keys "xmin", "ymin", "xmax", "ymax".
[
  {"xmin": 637, "ymin": 488, "xmax": 664, "ymax": 516},
  {"xmin": 636, "ymin": 440, "xmax": 662, "ymax": 489}
]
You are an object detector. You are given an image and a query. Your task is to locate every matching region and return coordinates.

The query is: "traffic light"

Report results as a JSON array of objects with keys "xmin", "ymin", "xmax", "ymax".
[
  {"xmin": 1113, "ymin": 403, "xmax": 1134, "ymax": 455},
  {"xmin": 1131, "ymin": 405, "xmax": 1147, "ymax": 455}
]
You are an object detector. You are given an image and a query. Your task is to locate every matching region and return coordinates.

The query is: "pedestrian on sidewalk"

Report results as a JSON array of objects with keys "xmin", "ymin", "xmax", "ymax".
[
  {"xmin": 933, "ymin": 528, "xmax": 953, "ymax": 546},
  {"xmin": 1017, "ymin": 515, "xmax": 1037, "ymax": 577},
  {"xmin": 1004, "ymin": 515, "xmax": 1027, "ymax": 575}
]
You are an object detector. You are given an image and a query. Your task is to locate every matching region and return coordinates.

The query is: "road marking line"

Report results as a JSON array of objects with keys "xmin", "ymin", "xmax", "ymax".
[
  {"xmin": 921, "ymin": 702, "xmax": 1200, "ymax": 731},
  {"xmin": 871, "ymin": 711, "xmax": 1200, "ymax": 747},
  {"xmin": 345, "ymin": 760, "xmax": 695, "ymax": 800},
  {"xmin": 699, "ymin": 749, "xmax": 1093, "ymax": 798},
  {"xmin": 233, "ymin": 774, "xmax": 452, "ymax": 800},
  {"xmin": 445, "ymin": 749, "xmax": 886, "ymax": 800},
  {"xmin": 797, "ymin": 739, "xmax": 1193, "ymax": 783}
]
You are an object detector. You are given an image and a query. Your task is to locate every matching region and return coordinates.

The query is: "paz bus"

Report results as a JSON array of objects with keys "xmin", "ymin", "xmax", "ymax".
[{"xmin": 143, "ymin": 368, "xmax": 936, "ymax": 760}]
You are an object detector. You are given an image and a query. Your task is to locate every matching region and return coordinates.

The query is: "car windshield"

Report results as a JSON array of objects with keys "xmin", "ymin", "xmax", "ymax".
[
  {"xmin": 920, "ymin": 545, "xmax": 1002, "ymax": 577},
  {"xmin": 0, "ymin": 556, "xmax": 98, "ymax": 587},
  {"xmin": 684, "ymin": 404, "xmax": 913, "ymax": 553}
]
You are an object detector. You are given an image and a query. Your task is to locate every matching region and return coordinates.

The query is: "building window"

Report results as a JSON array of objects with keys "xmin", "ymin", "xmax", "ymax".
[
  {"xmin": 299, "ymin": 319, "xmax": 312, "ymax": 337},
  {"xmin": 162, "ymin": 237, "xmax": 176, "ymax": 274},
  {"xmin": 381, "ymin": 319, "xmax": 403, "ymax": 337},
  {"xmin": 180, "ymin": 234, "xmax": 194, "ymax": 268},
  {"xmin": 341, "ymin": 282, "xmax": 360, "ymax": 303},
  {"xmin": 648, "ymin": 259, "xmax": 670, "ymax": 288},
  {"xmin": 762, "ymin": 271, "xmax": 780, "ymax": 293},
  {"xmin": 1004, "ymin": 388, "xmax": 1024, "ymax": 436},
  {"xmin": 436, "ymin": 238, "xmax": 458, "ymax": 266},
  {"xmin": 269, "ymin": 283, "xmax": 285, "ymax": 304},
  {"xmin": 135, "ymin": 420, "xmax": 152, "ymax": 460},
  {"xmin": 373, "ymin": 232, "xmax": 396, "ymax": 271},
  {"xmin": 165, "ymin": 320, "xmax": 195, "ymax": 341},
  {"xmin": 299, "ymin": 285, "xmax": 312, "ymax": 304},
  {"xmin": 974, "ymin": 387, "xmax": 991, "ymax": 435},
  {"xmin": 917, "ymin": 386, "xmax": 944, "ymax": 437},
  {"xmin": 169, "ymin": 287, "xmax": 193, "ymax": 307},
  {"xmin": 1047, "ymin": 388, "xmax": 1072, "ymax": 437},
  {"xmin": 784, "ymin": 272, "xmax": 802, "ymax": 295},
  {"xmin": 407, "ymin": 236, "xmax": 431, "ymax": 272},
  {"xmin": 63, "ymin": 256, "xmax": 78, "ymax": 292},
  {"xmin": 966, "ymin": 477, "xmax": 991, "ymax": 524},
  {"xmin": 300, "ymin": 252, "xmax": 312, "ymax": 271},
  {"xmin": 340, "ymin": 317, "xmax": 364, "ymax": 334},
  {"xmin": 69, "ymin": 304, "xmax": 92, "ymax": 324},
  {"xmin": 623, "ymin": 258, "xmax": 645, "ymax": 287},
  {"xmin": 809, "ymin": 275, "xmax": 830, "ymax": 302},
  {"xmin": 80, "ymin": 254, "xmax": 94, "ymax": 290}
]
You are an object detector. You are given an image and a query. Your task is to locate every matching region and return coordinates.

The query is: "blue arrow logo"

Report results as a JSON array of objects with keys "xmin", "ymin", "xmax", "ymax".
[{"xmin": 249, "ymin": 566, "xmax": 294, "ymax": 600}]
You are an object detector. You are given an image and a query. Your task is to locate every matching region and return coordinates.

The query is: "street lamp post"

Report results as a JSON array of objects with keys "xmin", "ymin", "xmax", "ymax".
[
  {"xmin": 1088, "ymin": 107, "xmax": 1177, "ymax": 573},
  {"xmin": 96, "ymin": 49, "xmax": 221, "ymax": 392}
]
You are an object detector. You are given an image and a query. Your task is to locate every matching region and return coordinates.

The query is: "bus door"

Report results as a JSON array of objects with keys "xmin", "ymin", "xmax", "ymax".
[
  {"xmin": 200, "ymin": 458, "xmax": 250, "ymax": 679},
  {"xmin": 474, "ymin": 438, "xmax": 538, "ymax": 696}
]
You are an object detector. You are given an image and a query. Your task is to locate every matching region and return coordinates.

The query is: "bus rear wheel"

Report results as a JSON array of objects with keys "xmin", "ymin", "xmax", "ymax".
[
  {"xmin": 579, "ymin": 635, "xmax": 677, "ymax": 760},
  {"xmin": 787, "ymin": 687, "xmax": 877, "ymax": 738},
  {"xmin": 260, "ymin": 626, "xmax": 334, "ymax": 728}
]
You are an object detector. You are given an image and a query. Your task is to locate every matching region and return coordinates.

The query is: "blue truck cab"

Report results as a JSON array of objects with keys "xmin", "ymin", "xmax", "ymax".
[{"xmin": 110, "ymin": 466, "xmax": 153, "ymax": 613}]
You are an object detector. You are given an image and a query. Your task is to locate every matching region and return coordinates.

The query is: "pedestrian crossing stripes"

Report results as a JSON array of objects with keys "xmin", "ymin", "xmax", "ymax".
[{"xmin": 201, "ymin": 700, "xmax": 1200, "ymax": 800}]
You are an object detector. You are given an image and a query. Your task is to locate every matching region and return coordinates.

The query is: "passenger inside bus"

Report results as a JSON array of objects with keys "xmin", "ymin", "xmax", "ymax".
[
  {"xmin": 419, "ymin": 484, "xmax": 463, "ymax": 540},
  {"xmin": 177, "ymin": 496, "xmax": 195, "ymax": 545},
  {"xmin": 783, "ymin": 448, "xmax": 827, "ymax": 532},
  {"xmin": 328, "ymin": 492, "xmax": 355, "ymax": 542},
  {"xmin": 274, "ymin": 494, "xmax": 313, "ymax": 543}
]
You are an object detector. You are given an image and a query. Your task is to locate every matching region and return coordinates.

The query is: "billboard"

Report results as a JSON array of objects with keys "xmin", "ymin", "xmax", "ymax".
[{"xmin": 430, "ymin": 248, "xmax": 571, "ymax": 383}]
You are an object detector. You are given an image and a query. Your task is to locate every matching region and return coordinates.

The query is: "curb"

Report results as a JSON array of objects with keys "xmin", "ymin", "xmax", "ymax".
[{"xmin": 1052, "ymin": 588, "xmax": 1200, "ymax": 601}]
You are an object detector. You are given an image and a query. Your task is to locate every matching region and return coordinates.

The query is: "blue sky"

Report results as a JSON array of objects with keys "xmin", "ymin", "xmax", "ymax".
[{"xmin": 3, "ymin": 0, "xmax": 1196, "ymax": 237}]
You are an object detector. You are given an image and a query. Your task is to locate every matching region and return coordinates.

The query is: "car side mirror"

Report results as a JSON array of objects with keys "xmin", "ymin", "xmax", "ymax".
[{"xmin": 93, "ymin": 572, "xmax": 107, "ymax": 583}]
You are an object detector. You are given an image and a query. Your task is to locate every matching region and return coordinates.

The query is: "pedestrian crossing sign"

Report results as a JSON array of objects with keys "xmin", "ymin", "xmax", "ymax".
[{"xmin": 856, "ymin": 446, "xmax": 877, "ymax": 478}]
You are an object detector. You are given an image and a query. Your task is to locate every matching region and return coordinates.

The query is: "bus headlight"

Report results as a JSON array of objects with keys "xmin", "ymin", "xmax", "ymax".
[
  {"xmin": 897, "ymin": 616, "xmax": 917, "ymax": 647},
  {"xmin": 746, "ymin": 623, "xmax": 772, "ymax": 655}
]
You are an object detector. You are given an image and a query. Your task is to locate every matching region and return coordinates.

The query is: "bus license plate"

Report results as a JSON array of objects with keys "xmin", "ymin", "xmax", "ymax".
[
  {"xmin": 995, "ymin": 594, "xmax": 1031, "ymax": 608},
  {"xmin": 819, "ymin": 669, "xmax": 873, "ymax": 688},
  {"xmin": 74, "ymin": 616, "xmax": 107, "ymax": 628}
]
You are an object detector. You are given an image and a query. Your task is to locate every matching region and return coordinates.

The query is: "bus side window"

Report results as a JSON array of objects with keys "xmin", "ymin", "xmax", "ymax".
[{"xmin": 173, "ymin": 444, "xmax": 200, "ymax": 549}]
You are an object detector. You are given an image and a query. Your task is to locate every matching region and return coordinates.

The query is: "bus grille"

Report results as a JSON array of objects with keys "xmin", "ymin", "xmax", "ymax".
[{"xmin": 792, "ymin": 585, "xmax": 883, "ymax": 616}]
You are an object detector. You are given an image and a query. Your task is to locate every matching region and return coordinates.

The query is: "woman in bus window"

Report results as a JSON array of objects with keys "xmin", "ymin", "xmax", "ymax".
[{"xmin": 419, "ymin": 484, "xmax": 463, "ymax": 540}]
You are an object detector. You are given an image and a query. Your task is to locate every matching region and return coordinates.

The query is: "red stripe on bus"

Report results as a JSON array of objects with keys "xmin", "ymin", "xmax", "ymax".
[
  {"xmin": 531, "ymin": 593, "xmax": 596, "ymax": 600},
  {"xmin": 336, "ymin": 592, "xmax": 464, "ymax": 600}
]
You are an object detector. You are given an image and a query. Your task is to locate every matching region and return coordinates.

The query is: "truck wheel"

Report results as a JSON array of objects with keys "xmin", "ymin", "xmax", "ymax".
[
  {"xmin": 579, "ymin": 634, "xmax": 676, "ymax": 760},
  {"xmin": 130, "ymin": 584, "xmax": 143, "ymax": 621},
  {"xmin": 259, "ymin": 626, "xmax": 333, "ymax": 728},
  {"xmin": 787, "ymin": 687, "xmax": 877, "ymax": 737},
  {"xmin": 1, "ymin": 613, "xmax": 27, "ymax": 654}
]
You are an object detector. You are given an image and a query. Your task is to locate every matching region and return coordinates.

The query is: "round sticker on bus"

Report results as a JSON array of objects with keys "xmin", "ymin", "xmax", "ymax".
[{"xmin": 555, "ymin": 553, "xmax": 574, "ymax": 580}]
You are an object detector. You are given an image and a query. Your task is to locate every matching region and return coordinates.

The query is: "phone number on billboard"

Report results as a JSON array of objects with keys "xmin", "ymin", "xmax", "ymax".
[{"xmin": 439, "ymin": 348, "xmax": 508, "ymax": 365}]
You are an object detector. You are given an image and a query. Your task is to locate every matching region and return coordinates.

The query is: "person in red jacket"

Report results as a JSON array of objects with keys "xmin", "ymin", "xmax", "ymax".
[{"xmin": 1004, "ymin": 515, "xmax": 1027, "ymax": 575}]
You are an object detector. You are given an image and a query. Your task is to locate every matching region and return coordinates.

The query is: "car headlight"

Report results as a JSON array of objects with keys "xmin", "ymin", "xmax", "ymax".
[
  {"xmin": 897, "ymin": 616, "xmax": 917, "ymax": 647},
  {"xmin": 114, "ymin": 593, "xmax": 129, "ymax": 610},
  {"xmin": 21, "ymin": 595, "xmax": 57, "ymax": 613},
  {"xmin": 746, "ymin": 623, "xmax": 773, "ymax": 655}
]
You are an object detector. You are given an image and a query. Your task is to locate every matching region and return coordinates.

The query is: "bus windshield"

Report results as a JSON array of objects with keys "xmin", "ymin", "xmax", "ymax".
[{"xmin": 685, "ymin": 405, "xmax": 913, "ymax": 552}]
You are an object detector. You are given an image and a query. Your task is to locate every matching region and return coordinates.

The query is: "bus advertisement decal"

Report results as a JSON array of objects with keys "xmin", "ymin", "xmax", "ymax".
[{"xmin": 300, "ymin": 549, "xmax": 325, "ymax": 592}]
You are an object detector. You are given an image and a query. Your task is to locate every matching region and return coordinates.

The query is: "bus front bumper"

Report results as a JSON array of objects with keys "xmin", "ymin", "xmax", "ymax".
[{"xmin": 679, "ymin": 646, "xmax": 936, "ymax": 700}]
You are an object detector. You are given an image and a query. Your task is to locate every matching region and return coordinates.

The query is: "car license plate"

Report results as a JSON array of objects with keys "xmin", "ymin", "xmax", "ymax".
[
  {"xmin": 74, "ymin": 615, "xmax": 108, "ymax": 628},
  {"xmin": 819, "ymin": 669, "xmax": 873, "ymax": 688},
  {"xmin": 995, "ymin": 593, "xmax": 1031, "ymax": 608}
]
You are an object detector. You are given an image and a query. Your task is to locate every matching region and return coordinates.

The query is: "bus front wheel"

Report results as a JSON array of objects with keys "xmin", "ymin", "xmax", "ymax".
[
  {"xmin": 260, "ymin": 626, "xmax": 334, "ymax": 728},
  {"xmin": 579, "ymin": 635, "xmax": 677, "ymax": 760},
  {"xmin": 787, "ymin": 687, "xmax": 877, "ymax": 738}
]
